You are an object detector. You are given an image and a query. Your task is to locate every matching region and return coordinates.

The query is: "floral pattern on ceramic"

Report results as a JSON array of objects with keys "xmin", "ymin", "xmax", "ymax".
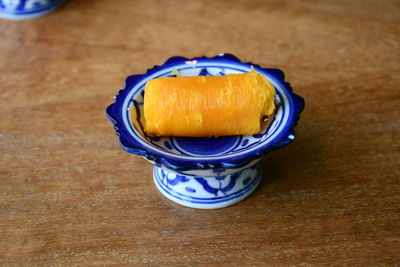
[
  {"xmin": 106, "ymin": 54, "xmax": 305, "ymax": 209},
  {"xmin": 154, "ymin": 165, "xmax": 261, "ymax": 209}
]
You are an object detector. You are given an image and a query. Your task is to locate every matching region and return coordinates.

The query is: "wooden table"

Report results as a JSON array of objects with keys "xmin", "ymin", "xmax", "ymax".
[{"xmin": 1, "ymin": 0, "xmax": 399, "ymax": 265}]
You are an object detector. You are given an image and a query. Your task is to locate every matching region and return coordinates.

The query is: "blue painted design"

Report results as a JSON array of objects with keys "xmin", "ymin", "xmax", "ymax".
[
  {"xmin": 106, "ymin": 54, "xmax": 305, "ymax": 173},
  {"xmin": 153, "ymin": 166, "xmax": 262, "ymax": 206},
  {"xmin": 242, "ymin": 177, "xmax": 251, "ymax": 186},
  {"xmin": 158, "ymin": 167, "xmax": 245, "ymax": 196},
  {"xmin": 171, "ymin": 135, "xmax": 240, "ymax": 156},
  {"xmin": 198, "ymin": 68, "xmax": 209, "ymax": 76},
  {"xmin": 165, "ymin": 173, "xmax": 189, "ymax": 186},
  {"xmin": 194, "ymin": 172, "xmax": 240, "ymax": 195},
  {"xmin": 185, "ymin": 187, "xmax": 196, "ymax": 193},
  {"xmin": 195, "ymin": 178, "xmax": 219, "ymax": 195},
  {"xmin": 220, "ymin": 173, "xmax": 240, "ymax": 194},
  {"xmin": 241, "ymin": 139, "xmax": 249, "ymax": 146}
]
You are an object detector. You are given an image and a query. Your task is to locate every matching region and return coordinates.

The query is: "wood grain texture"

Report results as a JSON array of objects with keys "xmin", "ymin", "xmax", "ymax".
[{"xmin": 1, "ymin": 0, "xmax": 399, "ymax": 265}]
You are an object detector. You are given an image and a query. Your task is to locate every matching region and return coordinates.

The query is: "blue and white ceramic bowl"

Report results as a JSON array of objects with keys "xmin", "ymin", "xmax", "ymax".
[
  {"xmin": 0, "ymin": 0, "xmax": 65, "ymax": 20},
  {"xmin": 106, "ymin": 54, "xmax": 304, "ymax": 209}
]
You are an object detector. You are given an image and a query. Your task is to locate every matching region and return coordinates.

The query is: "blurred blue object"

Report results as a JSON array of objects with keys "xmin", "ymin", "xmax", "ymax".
[{"xmin": 0, "ymin": 0, "xmax": 65, "ymax": 20}]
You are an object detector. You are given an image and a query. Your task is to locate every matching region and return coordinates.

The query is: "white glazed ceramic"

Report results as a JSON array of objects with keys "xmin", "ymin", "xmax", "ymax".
[{"xmin": 106, "ymin": 54, "xmax": 305, "ymax": 209}]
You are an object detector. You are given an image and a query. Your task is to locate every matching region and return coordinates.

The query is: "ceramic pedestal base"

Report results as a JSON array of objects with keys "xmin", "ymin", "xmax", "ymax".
[{"xmin": 153, "ymin": 165, "xmax": 261, "ymax": 209}]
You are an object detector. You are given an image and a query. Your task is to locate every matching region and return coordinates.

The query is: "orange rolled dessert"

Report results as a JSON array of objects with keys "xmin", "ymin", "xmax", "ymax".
[{"xmin": 143, "ymin": 71, "xmax": 275, "ymax": 137}]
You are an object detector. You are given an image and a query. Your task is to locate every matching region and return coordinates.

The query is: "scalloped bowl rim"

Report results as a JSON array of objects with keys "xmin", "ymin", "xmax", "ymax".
[{"xmin": 125, "ymin": 65, "xmax": 288, "ymax": 160}]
